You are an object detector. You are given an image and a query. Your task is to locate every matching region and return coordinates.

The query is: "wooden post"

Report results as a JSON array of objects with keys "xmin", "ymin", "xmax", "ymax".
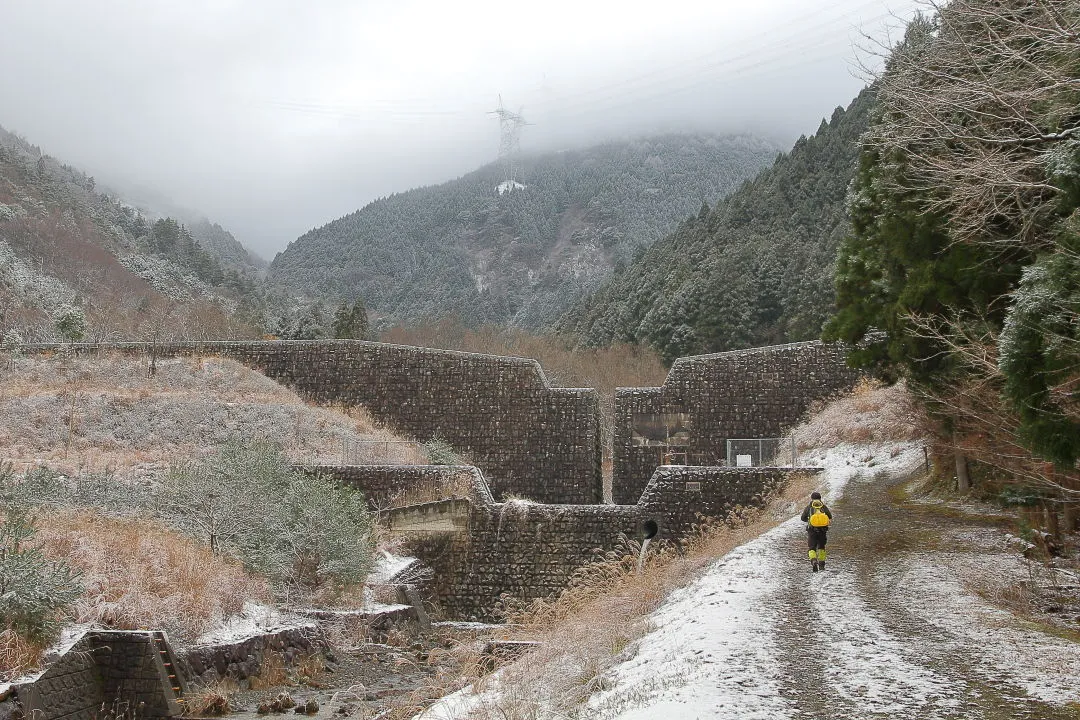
[
  {"xmin": 954, "ymin": 451, "xmax": 971, "ymax": 492},
  {"xmin": 1044, "ymin": 502, "xmax": 1060, "ymax": 541}
]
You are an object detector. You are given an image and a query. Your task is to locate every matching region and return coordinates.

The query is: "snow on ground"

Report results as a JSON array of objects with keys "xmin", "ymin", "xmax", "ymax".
[
  {"xmin": 585, "ymin": 443, "xmax": 928, "ymax": 720},
  {"xmin": 420, "ymin": 442, "xmax": 1080, "ymax": 719},
  {"xmin": 810, "ymin": 551, "xmax": 963, "ymax": 714},
  {"xmin": 193, "ymin": 602, "xmax": 314, "ymax": 646},
  {"xmin": 908, "ymin": 534, "xmax": 1080, "ymax": 704},
  {"xmin": 802, "ymin": 441, "xmax": 923, "ymax": 501},
  {"xmin": 495, "ymin": 181, "xmax": 526, "ymax": 195},
  {"xmin": 588, "ymin": 534, "xmax": 796, "ymax": 720}
]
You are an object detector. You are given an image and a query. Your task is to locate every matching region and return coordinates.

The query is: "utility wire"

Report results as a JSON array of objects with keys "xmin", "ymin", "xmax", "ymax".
[{"xmin": 258, "ymin": 0, "xmax": 919, "ymax": 123}]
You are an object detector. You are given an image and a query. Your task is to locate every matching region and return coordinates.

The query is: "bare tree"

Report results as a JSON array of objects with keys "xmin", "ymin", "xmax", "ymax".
[
  {"xmin": 904, "ymin": 311, "xmax": 1079, "ymax": 502},
  {"xmin": 872, "ymin": 0, "xmax": 1080, "ymax": 250}
]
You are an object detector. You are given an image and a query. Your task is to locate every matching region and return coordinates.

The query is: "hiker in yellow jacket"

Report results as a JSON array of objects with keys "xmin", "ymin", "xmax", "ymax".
[{"xmin": 800, "ymin": 491, "xmax": 833, "ymax": 572}]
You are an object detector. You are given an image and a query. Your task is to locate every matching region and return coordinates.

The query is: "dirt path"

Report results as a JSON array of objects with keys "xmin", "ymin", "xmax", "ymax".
[
  {"xmin": 585, "ymin": 447, "xmax": 1080, "ymax": 719},
  {"xmin": 772, "ymin": 468, "xmax": 1078, "ymax": 720}
]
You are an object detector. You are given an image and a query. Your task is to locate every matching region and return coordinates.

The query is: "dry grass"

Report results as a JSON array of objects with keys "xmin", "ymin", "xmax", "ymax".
[
  {"xmin": 182, "ymin": 678, "xmax": 238, "ymax": 716},
  {"xmin": 792, "ymin": 378, "xmax": 925, "ymax": 450},
  {"xmin": 292, "ymin": 651, "xmax": 326, "ymax": 687},
  {"xmin": 34, "ymin": 509, "xmax": 270, "ymax": 645},
  {"xmin": 0, "ymin": 627, "xmax": 48, "ymax": 680},
  {"xmin": 0, "ymin": 353, "xmax": 424, "ymax": 479},
  {"xmin": 382, "ymin": 469, "xmax": 483, "ymax": 511},
  {"xmin": 249, "ymin": 651, "xmax": 289, "ymax": 691}
]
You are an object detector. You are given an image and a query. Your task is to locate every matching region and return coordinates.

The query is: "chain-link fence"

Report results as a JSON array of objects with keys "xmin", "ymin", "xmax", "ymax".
[{"xmin": 725, "ymin": 438, "xmax": 800, "ymax": 467}]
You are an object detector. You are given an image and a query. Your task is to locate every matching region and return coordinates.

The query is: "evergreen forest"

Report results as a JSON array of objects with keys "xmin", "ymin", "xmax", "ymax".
[
  {"xmin": 268, "ymin": 134, "xmax": 780, "ymax": 330},
  {"xmin": 559, "ymin": 90, "xmax": 874, "ymax": 363}
]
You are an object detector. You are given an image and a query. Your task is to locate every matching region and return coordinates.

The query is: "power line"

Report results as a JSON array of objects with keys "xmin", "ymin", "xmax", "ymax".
[{"xmin": 257, "ymin": 0, "xmax": 919, "ymax": 125}]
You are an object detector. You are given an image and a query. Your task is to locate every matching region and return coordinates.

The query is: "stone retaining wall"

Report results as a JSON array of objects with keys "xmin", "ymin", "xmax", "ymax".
[
  {"xmin": 380, "ymin": 463, "xmax": 813, "ymax": 619},
  {"xmin": 637, "ymin": 466, "xmax": 821, "ymax": 540},
  {"xmin": 178, "ymin": 626, "xmax": 322, "ymax": 689},
  {"xmin": 27, "ymin": 341, "xmax": 603, "ymax": 505},
  {"xmin": 415, "ymin": 501, "xmax": 643, "ymax": 620},
  {"xmin": 6, "ymin": 631, "xmax": 181, "ymax": 720},
  {"xmin": 612, "ymin": 341, "xmax": 858, "ymax": 504}
]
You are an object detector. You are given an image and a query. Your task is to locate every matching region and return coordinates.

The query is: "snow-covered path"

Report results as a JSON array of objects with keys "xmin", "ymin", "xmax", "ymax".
[{"xmin": 586, "ymin": 446, "xmax": 1080, "ymax": 720}]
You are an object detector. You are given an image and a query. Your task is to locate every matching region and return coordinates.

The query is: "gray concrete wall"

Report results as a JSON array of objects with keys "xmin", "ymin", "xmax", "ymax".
[
  {"xmin": 10, "ymin": 631, "xmax": 180, "ymax": 720},
  {"xmin": 636, "ymin": 466, "xmax": 820, "ymax": 541},
  {"xmin": 612, "ymin": 340, "xmax": 858, "ymax": 504},
  {"xmin": 413, "ymin": 501, "xmax": 643, "ymax": 620}
]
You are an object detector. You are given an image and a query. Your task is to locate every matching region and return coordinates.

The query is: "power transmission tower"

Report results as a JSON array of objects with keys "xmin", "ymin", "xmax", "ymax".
[{"xmin": 488, "ymin": 95, "xmax": 529, "ymax": 189}]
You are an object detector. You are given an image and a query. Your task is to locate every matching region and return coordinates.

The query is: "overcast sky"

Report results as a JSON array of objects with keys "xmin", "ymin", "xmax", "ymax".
[{"xmin": 0, "ymin": 0, "xmax": 919, "ymax": 258}]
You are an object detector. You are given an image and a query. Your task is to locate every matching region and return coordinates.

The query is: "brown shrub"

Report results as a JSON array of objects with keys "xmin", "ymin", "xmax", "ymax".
[
  {"xmin": 35, "ymin": 510, "xmax": 270, "ymax": 645},
  {"xmin": 0, "ymin": 627, "xmax": 48, "ymax": 680},
  {"xmin": 792, "ymin": 380, "xmax": 924, "ymax": 451}
]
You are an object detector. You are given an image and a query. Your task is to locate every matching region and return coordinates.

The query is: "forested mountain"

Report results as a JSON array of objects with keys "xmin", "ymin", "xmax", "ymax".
[
  {"xmin": 559, "ymin": 90, "xmax": 874, "ymax": 362},
  {"xmin": 0, "ymin": 124, "xmax": 264, "ymax": 342},
  {"xmin": 100, "ymin": 180, "xmax": 267, "ymax": 274},
  {"xmin": 269, "ymin": 134, "xmax": 780, "ymax": 330}
]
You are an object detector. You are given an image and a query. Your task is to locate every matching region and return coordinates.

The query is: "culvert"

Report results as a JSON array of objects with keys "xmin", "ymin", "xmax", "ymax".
[{"xmin": 641, "ymin": 519, "xmax": 659, "ymax": 540}]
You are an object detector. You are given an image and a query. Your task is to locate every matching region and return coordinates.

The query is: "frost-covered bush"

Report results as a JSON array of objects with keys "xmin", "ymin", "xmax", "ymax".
[
  {"xmin": 166, "ymin": 439, "xmax": 374, "ymax": 601},
  {"xmin": 0, "ymin": 468, "xmax": 82, "ymax": 645},
  {"xmin": 52, "ymin": 304, "xmax": 87, "ymax": 343},
  {"xmin": 424, "ymin": 436, "xmax": 466, "ymax": 465},
  {"xmin": 1, "ymin": 330, "xmax": 22, "ymax": 355},
  {"xmin": 118, "ymin": 253, "xmax": 207, "ymax": 301},
  {"xmin": 0, "ymin": 203, "xmax": 25, "ymax": 223},
  {"xmin": 0, "ymin": 238, "xmax": 78, "ymax": 315}
]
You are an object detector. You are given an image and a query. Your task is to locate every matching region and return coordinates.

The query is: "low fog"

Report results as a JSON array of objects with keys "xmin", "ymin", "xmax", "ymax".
[{"xmin": 0, "ymin": 0, "xmax": 919, "ymax": 257}]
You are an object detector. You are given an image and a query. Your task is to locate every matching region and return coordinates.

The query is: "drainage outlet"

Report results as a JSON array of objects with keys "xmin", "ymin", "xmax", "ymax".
[{"xmin": 642, "ymin": 519, "xmax": 659, "ymax": 540}]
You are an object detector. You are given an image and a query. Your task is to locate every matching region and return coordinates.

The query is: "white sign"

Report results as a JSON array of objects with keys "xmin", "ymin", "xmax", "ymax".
[{"xmin": 736, "ymin": 454, "xmax": 753, "ymax": 467}]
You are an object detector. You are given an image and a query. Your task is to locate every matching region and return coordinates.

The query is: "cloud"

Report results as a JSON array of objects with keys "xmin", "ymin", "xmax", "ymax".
[{"xmin": 0, "ymin": 0, "xmax": 919, "ymax": 255}]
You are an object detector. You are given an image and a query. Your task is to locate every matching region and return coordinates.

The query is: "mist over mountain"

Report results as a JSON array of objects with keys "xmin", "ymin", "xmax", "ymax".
[
  {"xmin": 270, "ymin": 133, "xmax": 780, "ymax": 330},
  {"xmin": 0, "ymin": 124, "xmax": 264, "ymax": 341},
  {"xmin": 559, "ymin": 90, "xmax": 875, "ymax": 362},
  {"xmin": 95, "ymin": 179, "xmax": 268, "ymax": 274}
]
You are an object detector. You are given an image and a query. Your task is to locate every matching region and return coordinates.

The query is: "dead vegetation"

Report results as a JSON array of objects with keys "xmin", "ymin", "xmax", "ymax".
[
  {"xmin": 0, "ymin": 352, "xmax": 425, "ymax": 478},
  {"xmin": 793, "ymin": 378, "xmax": 925, "ymax": 450},
  {"xmin": 183, "ymin": 678, "xmax": 238, "ymax": 717},
  {"xmin": 379, "ymin": 469, "xmax": 482, "ymax": 512},
  {"xmin": 0, "ymin": 628, "xmax": 48, "ymax": 682},
  {"xmin": 34, "ymin": 509, "xmax": 270, "ymax": 645}
]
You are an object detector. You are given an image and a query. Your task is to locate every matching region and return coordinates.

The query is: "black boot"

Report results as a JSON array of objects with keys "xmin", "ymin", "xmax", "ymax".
[
  {"xmin": 811, "ymin": 559, "xmax": 819, "ymax": 572},
  {"xmin": 818, "ymin": 560, "xmax": 825, "ymax": 571}
]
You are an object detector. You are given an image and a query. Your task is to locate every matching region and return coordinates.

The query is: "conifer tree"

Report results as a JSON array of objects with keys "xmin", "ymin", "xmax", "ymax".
[
  {"xmin": 0, "ymin": 477, "xmax": 81, "ymax": 643},
  {"xmin": 332, "ymin": 299, "xmax": 370, "ymax": 340}
]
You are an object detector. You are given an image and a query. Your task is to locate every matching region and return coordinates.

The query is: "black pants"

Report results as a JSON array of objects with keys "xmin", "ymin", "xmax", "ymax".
[{"xmin": 807, "ymin": 528, "xmax": 828, "ymax": 551}]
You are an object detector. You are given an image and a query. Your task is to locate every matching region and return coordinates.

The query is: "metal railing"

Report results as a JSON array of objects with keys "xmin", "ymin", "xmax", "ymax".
[{"xmin": 725, "ymin": 438, "xmax": 799, "ymax": 467}]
